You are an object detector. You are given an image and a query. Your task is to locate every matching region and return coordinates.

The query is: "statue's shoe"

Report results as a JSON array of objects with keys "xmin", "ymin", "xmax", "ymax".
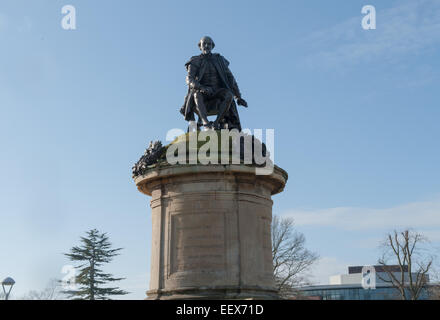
[{"xmin": 202, "ymin": 121, "xmax": 215, "ymax": 130}]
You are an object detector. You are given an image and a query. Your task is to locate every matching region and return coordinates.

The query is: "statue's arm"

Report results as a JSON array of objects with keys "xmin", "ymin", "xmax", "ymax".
[
  {"xmin": 186, "ymin": 64, "xmax": 200, "ymax": 90},
  {"xmin": 186, "ymin": 61, "xmax": 213, "ymax": 95}
]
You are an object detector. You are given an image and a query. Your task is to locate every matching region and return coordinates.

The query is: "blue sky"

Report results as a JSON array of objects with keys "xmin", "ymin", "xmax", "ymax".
[{"xmin": 1, "ymin": 0, "xmax": 439, "ymax": 299}]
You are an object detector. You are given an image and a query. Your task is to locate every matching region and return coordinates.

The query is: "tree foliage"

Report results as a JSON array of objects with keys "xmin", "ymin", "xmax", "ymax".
[{"xmin": 64, "ymin": 229, "xmax": 129, "ymax": 300}]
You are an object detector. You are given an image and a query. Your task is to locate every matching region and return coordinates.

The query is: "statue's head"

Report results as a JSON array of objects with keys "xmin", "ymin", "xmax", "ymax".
[{"xmin": 198, "ymin": 36, "xmax": 215, "ymax": 54}]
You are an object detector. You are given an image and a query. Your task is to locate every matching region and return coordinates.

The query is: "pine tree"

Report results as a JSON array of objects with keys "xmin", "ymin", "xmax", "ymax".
[{"xmin": 64, "ymin": 229, "xmax": 129, "ymax": 300}]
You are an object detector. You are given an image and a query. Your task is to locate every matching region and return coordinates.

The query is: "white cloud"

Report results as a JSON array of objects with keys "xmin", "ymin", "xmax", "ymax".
[
  {"xmin": 308, "ymin": 256, "xmax": 350, "ymax": 285},
  {"xmin": 422, "ymin": 230, "xmax": 440, "ymax": 242},
  {"xmin": 283, "ymin": 198, "xmax": 440, "ymax": 231},
  {"xmin": 299, "ymin": 0, "xmax": 440, "ymax": 68},
  {"xmin": 117, "ymin": 273, "xmax": 149, "ymax": 300}
]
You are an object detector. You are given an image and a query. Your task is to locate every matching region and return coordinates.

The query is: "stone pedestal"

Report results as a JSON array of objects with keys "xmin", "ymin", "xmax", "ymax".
[{"xmin": 134, "ymin": 164, "xmax": 288, "ymax": 299}]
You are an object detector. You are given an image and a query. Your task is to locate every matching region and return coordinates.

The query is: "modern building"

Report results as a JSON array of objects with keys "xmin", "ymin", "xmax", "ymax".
[{"xmin": 298, "ymin": 265, "xmax": 431, "ymax": 300}]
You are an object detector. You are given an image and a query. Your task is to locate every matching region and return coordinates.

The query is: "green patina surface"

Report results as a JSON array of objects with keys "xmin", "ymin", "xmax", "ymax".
[{"xmin": 133, "ymin": 130, "xmax": 285, "ymax": 179}]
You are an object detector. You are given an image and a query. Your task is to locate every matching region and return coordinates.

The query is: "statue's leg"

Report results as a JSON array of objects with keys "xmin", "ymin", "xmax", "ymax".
[
  {"xmin": 197, "ymin": 117, "xmax": 203, "ymax": 131},
  {"xmin": 193, "ymin": 92, "xmax": 212, "ymax": 128},
  {"xmin": 213, "ymin": 89, "xmax": 234, "ymax": 129}
]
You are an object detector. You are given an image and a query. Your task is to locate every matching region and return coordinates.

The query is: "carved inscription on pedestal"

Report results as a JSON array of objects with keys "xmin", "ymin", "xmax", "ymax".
[{"xmin": 170, "ymin": 212, "xmax": 225, "ymax": 274}]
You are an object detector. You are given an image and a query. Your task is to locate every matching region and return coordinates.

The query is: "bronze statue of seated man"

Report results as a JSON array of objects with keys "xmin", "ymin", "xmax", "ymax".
[{"xmin": 180, "ymin": 36, "xmax": 248, "ymax": 131}]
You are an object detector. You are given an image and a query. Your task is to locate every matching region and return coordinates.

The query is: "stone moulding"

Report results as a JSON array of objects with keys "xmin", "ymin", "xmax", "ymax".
[{"xmin": 135, "ymin": 163, "xmax": 288, "ymax": 196}]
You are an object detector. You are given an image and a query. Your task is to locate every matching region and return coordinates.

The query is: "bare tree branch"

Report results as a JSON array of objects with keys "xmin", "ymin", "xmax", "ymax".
[
  {"xmin": 378, "ymin": 229, "xmax": 433, "ymax": 300},
  {"xmin": 18, "ymin": 279, "xmax": 64, "ymax": 300},
  {"xmin": 272, "ymin": 215, "xmax": 319, "ymax": 298}
]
